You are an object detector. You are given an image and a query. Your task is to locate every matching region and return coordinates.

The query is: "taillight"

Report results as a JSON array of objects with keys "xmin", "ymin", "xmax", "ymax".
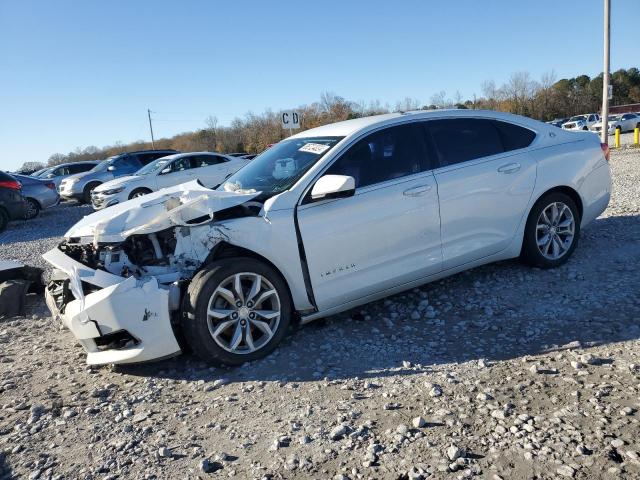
[
  {"xmin": 600, "ymin": 142, "xmax": 610, "ymax": 162},
  {"xmin": 45, "ymin": 182, "xmax": 56, "ymax": 190},
  {"xmin": 0, "ymin": 180, "xmax": 21, "ymax": 190}
]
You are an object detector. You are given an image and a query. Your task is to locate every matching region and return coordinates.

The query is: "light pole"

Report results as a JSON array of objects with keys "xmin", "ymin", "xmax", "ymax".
[
  {"xmin": 147, "ymin": 109, "xmax": 156, "ymax": 149},
  {"xmin": 600, "ymin": 0, "xmax": 610, "ymax": 144}
]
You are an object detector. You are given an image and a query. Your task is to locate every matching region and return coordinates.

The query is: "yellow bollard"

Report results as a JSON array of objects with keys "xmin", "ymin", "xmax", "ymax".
[
  {"xmin": 614, "ymin": 128, "xmax": 620, "ymax": 148},
  {"xmin": 635, "ymin": 127, "xmax": 639, "ymax": 145}
]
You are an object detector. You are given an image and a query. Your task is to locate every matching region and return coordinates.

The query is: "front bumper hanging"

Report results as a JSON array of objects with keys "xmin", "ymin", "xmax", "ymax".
[{"xmin": 43, "ymin": 247, "xmax": 182, "ymax": 365}]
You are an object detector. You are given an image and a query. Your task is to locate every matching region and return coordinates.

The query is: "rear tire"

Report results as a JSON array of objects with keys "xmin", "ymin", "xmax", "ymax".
[
  {"xmin": 25, "ymin": 198, "xmax": 40, "ymax": 219},
  {"xmin": 82, "ymin": 182, "xmax": 101, "ymax": 204},
  {"xmin": 128, "ymin": 188, "xmax": 152, "ymax": 200},
  {"xmin": 0, "ymin": 208, "xmax": 8, "ymax": 233},
  {"xmin": 181, "ymin": 257, "xmax": 292, "ymax": 365},
  {"xmin": 521, "ymin": 192, "xmax": 581, "ymax": 269}
]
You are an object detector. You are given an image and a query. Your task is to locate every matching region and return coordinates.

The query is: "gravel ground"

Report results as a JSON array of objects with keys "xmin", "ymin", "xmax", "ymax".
[{"xmin": 1, "ymin": 149, "xmax": 639, "ymax": 480}]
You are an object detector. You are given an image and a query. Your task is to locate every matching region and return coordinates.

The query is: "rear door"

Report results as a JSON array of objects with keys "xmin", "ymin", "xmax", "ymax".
[{"xmin": 424, "ymin": 118, "xmax": 537, "ymax": 269}]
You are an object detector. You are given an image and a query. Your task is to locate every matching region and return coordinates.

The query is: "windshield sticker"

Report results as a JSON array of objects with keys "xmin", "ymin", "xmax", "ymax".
[{"xmin": 299, "ymin": 143, "xmax": 330, "ymax": 155}]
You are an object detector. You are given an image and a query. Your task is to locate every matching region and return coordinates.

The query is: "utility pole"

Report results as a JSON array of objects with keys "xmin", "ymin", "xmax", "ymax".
[
  {"xmin": 601, "ymin": 0, "xmax": 610, "ymax": 144},
  {"xmin": 147, "ymin": 109, "xmax": 156, "ymax": 149}
]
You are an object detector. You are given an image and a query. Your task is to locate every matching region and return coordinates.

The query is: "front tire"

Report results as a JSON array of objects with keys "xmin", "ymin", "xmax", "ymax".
[
  {"xmin": 25, "ymin": 198, "xmax": 40, "ymax": 219},
  {"xmin": 181, "ymin": 257, "xmax": 292, "ymax": 365},
  {"xmin": 128, "ymin": 188, "xmax": 152, "ymax": 200},
  {"xmin": 82, "ymin": 182, "xmax": 101, "ymax": 204},
  {"xmin": 521, "ymin": 192, "xmax": 581, "ymax": 269}
]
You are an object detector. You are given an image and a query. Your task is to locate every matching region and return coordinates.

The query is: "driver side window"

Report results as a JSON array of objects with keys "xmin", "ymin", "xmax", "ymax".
[
  {"xmin": 170, "ymin": 157, "xmax": 191, "ymax": 173},
  {"xmin": 325, "ymin": 123, "xmax": 428, "ymax": 188}
]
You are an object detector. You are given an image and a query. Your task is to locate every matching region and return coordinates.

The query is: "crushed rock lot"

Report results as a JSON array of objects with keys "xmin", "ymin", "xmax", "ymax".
[{"xmin": 1, "ymin": 149, "xmax": 639, "ymax": 480}]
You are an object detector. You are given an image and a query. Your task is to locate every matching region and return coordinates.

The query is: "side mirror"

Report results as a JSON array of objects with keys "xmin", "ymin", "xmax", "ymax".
[
  {"xmin": 310, "ymin": 175, "xmax": 355, "ymax": 201},
  {"xmin": 107, "ymin": 165, "xmax": 116, "ymax": 172},
  {"xmin": 160, "ymin": 167, "xmax": 172, "ymax": 174},
  {"xmin": 46, "ymin": 173, "xmax": 55, "ymax": 178}
]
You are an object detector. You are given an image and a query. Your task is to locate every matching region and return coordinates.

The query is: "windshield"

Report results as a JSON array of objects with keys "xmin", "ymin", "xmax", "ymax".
[
  {"xmin": 90, "ymin": 156, "xmax": 118, "ymax": 173},
  {"xmin": 219, "ymin": 136, "xmax": 344, "ymax": 197},
  {"xmin": 135, "ymin": 158, "xmax": 172, "ymax": 176},
  {"xmin": 607, "ymin": 115, "xmax": 621, "ymax": 121},
  {"xmin": 33, "ymin": 167, "xmax": 52, "ymax": 177},
  {"xmin": 569, "ymin": 115, "xmax": 587, "ymax": 122}
]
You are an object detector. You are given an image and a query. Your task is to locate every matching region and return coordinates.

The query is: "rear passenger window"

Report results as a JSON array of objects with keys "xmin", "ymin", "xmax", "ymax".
[
  {"xmin": 195, "ymin": 155, "xmax": 227, "ymax": 167},
  {"xmin": 492, "ymin": 120, "xmax": 536, "ymax": 151},
  {"xmin": 426, "ymin": 119, "xmax": 503, "ymax": 167},
  {"xmin": 325, "ymin": 123, "xmax": 428, "ymax": 188}
]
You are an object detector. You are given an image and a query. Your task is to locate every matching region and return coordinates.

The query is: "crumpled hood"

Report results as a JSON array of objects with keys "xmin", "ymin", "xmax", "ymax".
[
  {"xmin": 94, "ymin": 175, "xmax": 141, "ymax": 192},
  {"xmin": 66, "ymin": 180, "xmax": 259, "ymax": 243}
]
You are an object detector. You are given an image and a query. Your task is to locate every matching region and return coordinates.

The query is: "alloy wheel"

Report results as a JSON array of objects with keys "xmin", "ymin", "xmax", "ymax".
[
  {"xmin": 536, "ymin": 201, "xmax": 575, "ymax": 260},
  {"xmin": 206, "ymin": 272, "xmax": 281, "ymax": 354}
]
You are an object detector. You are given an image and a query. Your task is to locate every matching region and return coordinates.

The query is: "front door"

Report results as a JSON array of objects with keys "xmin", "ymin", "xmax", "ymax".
[{"xmin": 297, "ymin": 122, "xmax": 442, "ymax": 311}]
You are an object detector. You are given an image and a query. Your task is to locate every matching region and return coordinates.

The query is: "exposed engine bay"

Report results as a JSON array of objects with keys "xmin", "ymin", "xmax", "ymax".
[{"xmin": 60, "ymin": 200, "xmax": 263, "ymax": 284}]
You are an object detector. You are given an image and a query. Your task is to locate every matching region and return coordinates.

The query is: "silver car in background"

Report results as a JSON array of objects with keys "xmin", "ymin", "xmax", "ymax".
[
  {"xmin": 36, "ymin": 161, "xmax": 100, "ymax": 191},
  {"xmin": 12, "ymin": 174, "xmax": 60, "ymax": 219}
]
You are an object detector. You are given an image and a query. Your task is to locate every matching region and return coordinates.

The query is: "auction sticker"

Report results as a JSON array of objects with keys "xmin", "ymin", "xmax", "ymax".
[{"xmin": 299, "ymin": 143, "xmax": 330, "ymax": 154}]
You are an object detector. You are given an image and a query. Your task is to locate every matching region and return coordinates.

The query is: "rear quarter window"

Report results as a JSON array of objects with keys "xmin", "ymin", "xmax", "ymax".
[{"xmin": 491, "ymin": 120, "xmax": 536, "ymax": 152}]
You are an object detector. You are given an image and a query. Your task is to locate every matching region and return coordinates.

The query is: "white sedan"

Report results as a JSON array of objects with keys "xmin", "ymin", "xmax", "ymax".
[
  {"xmin": 591, "ymin": 113, "xmax": 640, "ymax": 135},
  {"xmin": 91, "ymin": 152, "xmax": 249, "ymax": 210},
  {"xmin": 43, "ymin": 110, "xmax": 611, "ymax": 366}
]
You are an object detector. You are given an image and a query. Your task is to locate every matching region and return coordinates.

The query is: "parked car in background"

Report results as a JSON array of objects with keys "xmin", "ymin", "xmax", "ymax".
[
  {"xmin": 545, "ymin": 118, "xmax": 569, "ymax": 128},
  {"xmin": 11, "ymin": 174, "xmax": 59, "ymax": 219},
  {"xmin": 591, "ymin": 113, "xmax": 640, "ymax": 135},
  {"xmin": 91, "ymin": 152, "xmax": 249, "ymax": 210},
  {"xmin": 35, "ymin": 161, "xmax": 100, "ymax": 190},
  {"xmin": 43, "ymin": 110, "xmax": 611, "ymax": 366},
  {"xmin": 562, "ymin": 114, "xmax": 600, "ymax": 131},
  {"xmin": 227, "ymin": 152, "xmax": 249, "ymax": 157},
  {"xmin": 241, "ymin": 154, "xmax": 258, "ymax": 160},
  {"xmin": 0, "ymin": 171, "xmax": 27, "ymax": 232},
  {"xmin": 59, "ymin": 150, "xmax": 178, "ymax": 204}
]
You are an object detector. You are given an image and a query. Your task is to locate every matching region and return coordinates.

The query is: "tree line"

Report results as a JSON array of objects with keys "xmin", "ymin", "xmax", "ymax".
[{"xmin": 36, "ymin": 67, "xmax": 640, "ymax": 170}]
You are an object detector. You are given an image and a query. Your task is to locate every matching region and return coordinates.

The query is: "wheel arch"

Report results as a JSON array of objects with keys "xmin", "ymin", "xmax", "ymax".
[
  {"xmin": 529, "ymin": 185, "xmax": 583, "ymax": 221},
  {"xmin": 26, "ymin": 197, "xmax": 42, "ymax": 209},
  {"xmin": 201, "ymin": 241, "xmax": 298, "ymax": 318}
]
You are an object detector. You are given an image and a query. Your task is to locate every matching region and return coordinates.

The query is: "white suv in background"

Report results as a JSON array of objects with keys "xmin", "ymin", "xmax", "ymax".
[
  {"xmin": 562, "ymin": 114, "xmax": 600, "ymax": 131},
  {"xmin": 91, "ymin": 152, "xmax": 249, "ymax": 210}
]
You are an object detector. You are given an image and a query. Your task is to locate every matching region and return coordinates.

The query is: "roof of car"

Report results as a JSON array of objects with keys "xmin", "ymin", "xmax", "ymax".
[
  {"xmin": 117, "ymin": 149, "xmax": 178, "ymax": 155},
  {"xmin": 149, "ymin": 151, "xmax": 221, "ymax": 161},
  {"xmin": 290, "ymin": 109, "xmax": 544, "ymax": 139}
]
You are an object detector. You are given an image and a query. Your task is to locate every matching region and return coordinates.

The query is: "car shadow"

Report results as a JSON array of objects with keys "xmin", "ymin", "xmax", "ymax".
[{"xmin": 119, "ymin": 213, "xmax": 640, "ymax": 385}]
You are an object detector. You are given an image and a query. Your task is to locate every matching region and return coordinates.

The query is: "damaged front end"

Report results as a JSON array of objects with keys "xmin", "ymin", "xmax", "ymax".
[{"xmin": 43, "ymin": 180, "xmax": 261, "ymax": 365}]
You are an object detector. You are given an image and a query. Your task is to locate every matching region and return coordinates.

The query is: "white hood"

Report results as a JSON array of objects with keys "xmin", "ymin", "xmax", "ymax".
[
  {"xmin": 94, "ymin": 175, "xmax": 141, "ymax": 192},
  {"xmin": 66, "ymin": 180, "xmax": 259, "ymax": 243}
]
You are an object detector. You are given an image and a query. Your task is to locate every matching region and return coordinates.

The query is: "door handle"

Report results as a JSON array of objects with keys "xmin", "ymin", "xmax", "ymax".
[
  {"xmin": 497, "ymin": 162, "xmax": 521, "ymax": 174},
  {"xmin": 403, "ymin": 185, "xmax": 432, "ymax": 197}
]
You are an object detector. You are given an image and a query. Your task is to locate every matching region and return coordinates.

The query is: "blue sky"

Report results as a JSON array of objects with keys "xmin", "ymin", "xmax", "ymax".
[{"xmin": 0, "ymin": 0, "xmax": 636, "ymax": 170}]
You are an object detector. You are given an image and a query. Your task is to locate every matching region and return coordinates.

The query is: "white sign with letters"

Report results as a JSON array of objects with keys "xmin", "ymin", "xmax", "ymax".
[{"xmin": 281, "ymin": 110, "xmax": 300, "ymax": 130}]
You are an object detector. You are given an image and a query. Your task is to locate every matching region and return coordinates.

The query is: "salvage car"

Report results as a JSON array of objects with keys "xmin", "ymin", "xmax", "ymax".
[
  {"xmin": 43, "ymin": 110, "xmax": 612, "ymax": 366},
  {"xmin": 91, "ymin": 152, "xmax": 248, "ymax": 210},
  {"xmin": 561, "ymin": 114, "xmax": 600, "ymax": 131}
]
